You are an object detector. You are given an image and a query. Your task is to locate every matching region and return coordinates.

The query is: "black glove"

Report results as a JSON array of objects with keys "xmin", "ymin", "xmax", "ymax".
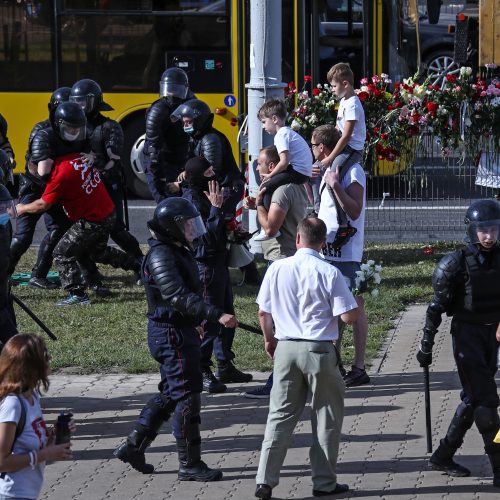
[{"xmin": 416, "ymin": 347, "xmax": 432, "ymax": 367}]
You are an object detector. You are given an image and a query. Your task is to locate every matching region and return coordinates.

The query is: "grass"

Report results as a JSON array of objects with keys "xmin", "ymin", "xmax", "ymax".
[{"xmin": 11, "ymin": 242, "xmax": 459, "ymax": 374}]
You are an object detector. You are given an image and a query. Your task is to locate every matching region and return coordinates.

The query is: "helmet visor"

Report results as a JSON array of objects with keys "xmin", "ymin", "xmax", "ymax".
[
  {"xmin": 60, "ymin": 121, "xmax": 86, "ymax": 142},
  {"xmin": 69, "ymin": 95, "xmax": 95, "ymax": 114},
  {"xmin": 160, "ymin": 81, "xmax": 188, "ymax": 99},
  {"xmin": 176, "ymin": 214, "xmax": 206, "ymax": 248},
  {"xmin": 468, "ymin": 219, "xmax": 500, "ymax": 245},
  {"xmin": 0, "ymin": 198, "xmax": 16, "ymax": 224}
]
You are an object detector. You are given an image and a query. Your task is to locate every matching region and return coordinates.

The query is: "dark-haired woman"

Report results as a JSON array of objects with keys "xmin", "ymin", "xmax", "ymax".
[{"xmin": 0, "ymin": 333, "xmax": 74, "ymax": 499}]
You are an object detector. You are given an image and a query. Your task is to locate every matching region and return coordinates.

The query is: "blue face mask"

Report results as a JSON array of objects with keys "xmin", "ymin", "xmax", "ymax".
[
  {"xmin": 0, "ymin": 212, "xmax": 10, "ymax": 226},
  {"xmin": 183, "ymin": 126, "xmax": 194, "ymax": 134}
]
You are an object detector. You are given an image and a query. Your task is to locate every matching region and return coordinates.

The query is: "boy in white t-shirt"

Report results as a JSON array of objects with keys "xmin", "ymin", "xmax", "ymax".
[
  {"xmin": 319, "ymin": 63, "xmax": 366, "ymax": 246},
  {"xmin": 255, "ymin": 99, "xmax": 312, "ymax": 241}
]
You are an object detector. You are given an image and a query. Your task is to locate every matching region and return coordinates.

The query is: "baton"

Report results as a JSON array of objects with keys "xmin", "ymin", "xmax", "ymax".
[
  {"xmin": 11, "ymin": 294, "xmax": 58, "ymax": 340},
  {"xmin": 237, "ymin": 322, "xmax": 262, "ymax": 335},
  {"xmin": 121, "ymin": 166, "xmax": 130, "ymax": 231},
  {"xmin": 423, "ymin": 365, "xmax": 432, "ymax": 453}
]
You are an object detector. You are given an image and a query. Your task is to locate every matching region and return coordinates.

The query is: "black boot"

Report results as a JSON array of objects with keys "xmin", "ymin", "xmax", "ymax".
[
  {"xmin": 238, "ymin": 262, "xmax": 261, "ymax": 286},
  {"xmin": 202, "ymin": 368, "xmax": 227, "ymax": 393},
  {"xmin": 487, "ymin": 452, "xmax": 500, "ymax": 487},
  {"xmin": 429, "ymin": 402, "xmax": 473, "ymax": 477},
  {"xmin": 177, "ymin": 439, "xmax": 223, "ymax": 481},
  {"xmin": 114, "ymin": 426, "xmax": 156, "ymax": 474},
  {"xmin": 216, "ymin": 361, "xmax": 253, "ymax": 384}
]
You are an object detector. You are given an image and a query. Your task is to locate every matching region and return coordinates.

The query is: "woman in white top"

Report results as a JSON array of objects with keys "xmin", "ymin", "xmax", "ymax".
[{"xmin": 0, "ymin": 334, "xmax": 74, "ymax": 500}]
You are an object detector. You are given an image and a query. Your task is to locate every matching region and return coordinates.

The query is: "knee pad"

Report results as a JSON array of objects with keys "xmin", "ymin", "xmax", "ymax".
[
  {"xmin": 455, "ymin": 401, "xmax": 474, "ymax": 425},
  {"xmin": 474, "ymin": 406, "xmax": 500, "ymax": 434}
]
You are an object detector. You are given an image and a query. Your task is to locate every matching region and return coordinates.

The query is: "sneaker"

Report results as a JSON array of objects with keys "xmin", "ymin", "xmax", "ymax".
[
  {"xmin": 202, "ymin": 369, "xmax": 227, "ymax": 394},
  {"xmin": 253, "ymin": 228, "xmax": 281, "ymax": 242},
  {"xmin": 56, "ymin": 293, "xmax": 91, "ymax": 306},
  {"xmin": 29, "ymin": 276, "xmax": 59, "ymax": 290},
  {"xmin": 244, "ymin": 383, "xmax": 272, "ymax": 399},
  {"xmin": 216, "ymin": 362, "xmax": 253, "ymax": 384},
  {"xmin": 91, "ymin": 283, "xmax": 112, "ymax": 298},
  {"xmin": 344, "ymin": 366, "xmax": 370, "ymax": 387}
]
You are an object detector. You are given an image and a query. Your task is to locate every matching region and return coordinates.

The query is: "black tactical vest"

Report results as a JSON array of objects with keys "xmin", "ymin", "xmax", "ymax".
[{"xmin": 453, "ymin": 245, "xmax": 500, "ymax": 324}]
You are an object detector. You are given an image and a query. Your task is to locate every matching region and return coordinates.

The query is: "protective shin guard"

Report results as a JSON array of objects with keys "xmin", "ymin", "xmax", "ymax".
[
  {"xmin": 174, "ymin": 394, "xmax": 222, "ymax": 482},
  {"xmin": 429, "ymin": 402, "xmax": 473, "ymax": 477},
  {"xmin": 474, "ymin": 406, "xmax": 500, "ymax": 486}
]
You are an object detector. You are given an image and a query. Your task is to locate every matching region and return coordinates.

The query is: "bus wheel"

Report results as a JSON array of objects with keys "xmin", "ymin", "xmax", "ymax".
[{"xmin": 122, "ymin": 115, "xmax": 151, "ymax": 199}]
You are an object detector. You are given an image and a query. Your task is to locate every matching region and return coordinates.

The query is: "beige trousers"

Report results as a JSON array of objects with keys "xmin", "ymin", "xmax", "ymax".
[{"xmin": 256, "ymin": 340, "xmax": 345, "ymax": 491}]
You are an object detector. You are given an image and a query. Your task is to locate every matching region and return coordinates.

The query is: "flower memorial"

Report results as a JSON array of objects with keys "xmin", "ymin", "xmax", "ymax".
[
  {"xmin": 285, "ymin": 77, "xmax": 337, "ymax": 141},
  {"xmin": 353, "ymin": 260, "xmax": 383, "ymax": 297},
  {"xmin": 286, "ymin": 65, "xmax": 500, "ymax": 173}
]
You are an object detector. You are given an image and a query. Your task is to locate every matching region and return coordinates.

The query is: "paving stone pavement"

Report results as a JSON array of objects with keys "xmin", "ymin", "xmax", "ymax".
[{"xmin": 39, "ymin": 304, "xmax": 499, "ymax": 500}]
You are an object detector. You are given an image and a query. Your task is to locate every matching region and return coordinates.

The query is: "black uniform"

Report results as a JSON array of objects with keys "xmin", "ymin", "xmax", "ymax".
[
  {"xmin": 143, "ymin": 93, "xmax": 195, "ymax": 202},
  {"xmin": 417, "ymin": 206, "xmax": 500, "ymax": 486},
  {"xmin": 115, "ymin": 197, "xmax": 224, "ymax": 482},
  {"xmin": 87, "ymin": 112, "xmax": 142, "ymax": 261}
]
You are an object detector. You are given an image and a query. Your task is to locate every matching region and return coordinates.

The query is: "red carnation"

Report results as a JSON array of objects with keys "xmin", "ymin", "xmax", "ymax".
[
  {"xmin": 358, "ymin": 91, "xmax": 369, "ymax": 101},
  {"xmin": 304, "ymin": 75, "xmax": 312, "ymax": 82},
  {"xmin": 446, "ymin": 74, "xmax": 457, "ymax": 83},
  {"xmin": 312, "ymin": 87, "xmax": 320, "ymax": 96}
]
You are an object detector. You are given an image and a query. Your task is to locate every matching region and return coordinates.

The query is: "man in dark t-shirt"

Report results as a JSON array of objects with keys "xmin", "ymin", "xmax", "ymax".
[{"xmin": 16, "ymin": 153, "xmax": 140, "ymax": 306}]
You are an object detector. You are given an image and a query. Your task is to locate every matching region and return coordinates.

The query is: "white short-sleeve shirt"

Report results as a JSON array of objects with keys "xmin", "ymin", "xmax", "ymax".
[
  {"xmin": 318, "ymin": 163, "xmax": 366, "ymax": 263},
  {"xmin": 256, "ymin": 247, "xmax": 357, "ymax": 341},
  {"xmin": 336, "ymin": 95, "xmax": 366, "ymax": 151},
  {"xmin": 274, "ymin": 126, "xmax": 313, "ymax": 176}
]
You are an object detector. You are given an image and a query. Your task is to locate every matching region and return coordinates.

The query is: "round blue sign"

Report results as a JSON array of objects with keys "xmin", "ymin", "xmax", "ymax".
[{"xmin": 224, "ymin": 95, "xmax": 236, "ymax": 107}]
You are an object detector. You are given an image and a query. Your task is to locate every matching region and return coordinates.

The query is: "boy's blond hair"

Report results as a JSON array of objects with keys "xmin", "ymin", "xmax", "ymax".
[
  {"xmin": 327, "ymin": 62, "xmax": 354, "ymax": 86},
  {"xmin": 258, "ymin": 99, "xmax": 287, "ymax": 120}
]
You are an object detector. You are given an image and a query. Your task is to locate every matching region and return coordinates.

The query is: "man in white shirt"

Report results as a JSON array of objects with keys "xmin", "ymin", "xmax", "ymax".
[
  {"xmin": 254, "ymin": 216, "xmax": 358, "ymax": 500},
  {"xmin": 313, "ymin": 124, "xmax": 370, "ymax": 387}
]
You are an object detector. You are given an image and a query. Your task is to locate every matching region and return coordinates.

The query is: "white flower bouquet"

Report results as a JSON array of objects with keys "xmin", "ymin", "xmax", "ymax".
[{"xmin": 353, "ymin": 260, "xmax": 383, "ymax": 297}]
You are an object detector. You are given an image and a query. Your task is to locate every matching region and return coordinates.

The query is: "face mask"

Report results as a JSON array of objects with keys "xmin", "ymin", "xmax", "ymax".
[
  {"xmin": 183, "ymin": 126, "xmax": 194, "ymax": 134},
  {"xmin": 0, "ymin": 212, "xmax": 10, "ymax": 226},
  {"xmin": 63, "ymin": 130, "xmax": 82, "ymax": 141}
]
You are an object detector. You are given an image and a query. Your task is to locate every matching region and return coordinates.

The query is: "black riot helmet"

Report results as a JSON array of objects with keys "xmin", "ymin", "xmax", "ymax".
[
  {"xmin": 464, "ymin": 199, "xmax": 500, "ymax": 246},
  {"xmin": 69, "ymin": 79, "xmax": 113, "ymax": 116},
  {"xmin": 170, "ymin": 99, "xmax": 213, "ymax": 133},
  {"xmin": 48, "ymin": 87, "xmax": 71, "ymax": 114},
  {"xmin": 159, "ymin": 67, "xmax": 189, "ymax": 100},
  {"xmin": 0, "ymin": 149, "xmax": 10, "ymax": 186},
  {"xmin": 147, "ymin": 197, "xmax": 206, "ymax": 251},
  {"xmin": 0, "ymin": 113, "xmax": 7, "ymax": 139},
  {"xmin": 53, "ymin": 102, "xmax": 87, "ymax": 142}
]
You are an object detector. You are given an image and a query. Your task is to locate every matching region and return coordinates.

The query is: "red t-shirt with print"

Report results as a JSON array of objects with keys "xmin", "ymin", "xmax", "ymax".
[{"xmin": 42, "ymin": 153, "xmax": 114, "ymax": 222}]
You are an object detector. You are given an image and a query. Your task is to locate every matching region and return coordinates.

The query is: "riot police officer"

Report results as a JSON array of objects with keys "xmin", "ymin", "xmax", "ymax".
[
  {"xmin": 181, "ymin": 156, "xmax": 252, "ymax": 393},
  {"xmin": 0, "ymin": 150, "xmax": 17, "ymax": 347},
  {"xmin": 143, "ymin": 67, "xmax": 194, "ymax": 202},
  {"xmin": 115, "ymin": 197, "xmax": 237, "ymax": 481},
  {"xmin": 10, "ymin": 87, "xmax": 73, "ymax": 288},
  {"xmin": 416, "ymin": 199, "xmax": 500, "ymax": 487},
  {"xmin": 69, "ymin": 79, "xmax": 143, "ymax": 285},
  {"xmin": 172, "ymin": 98, "xmax": 262, "ymax": 285}
]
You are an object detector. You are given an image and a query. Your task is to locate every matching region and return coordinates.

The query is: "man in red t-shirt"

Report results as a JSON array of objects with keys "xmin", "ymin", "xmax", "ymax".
[{"xmin": 16, "ymin": 153, "xmax": 141, "ymax": 305}]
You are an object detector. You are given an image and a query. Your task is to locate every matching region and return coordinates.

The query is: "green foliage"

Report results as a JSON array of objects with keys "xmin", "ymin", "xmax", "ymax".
[{"xmin": 12, "ymin": 243, "xmax": 458, "ymax": 373}]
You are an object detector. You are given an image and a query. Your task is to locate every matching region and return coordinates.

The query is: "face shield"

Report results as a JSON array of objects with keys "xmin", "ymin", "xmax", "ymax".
[
  {"xmin": 160, "ymin": 81, "xmax": 188, "ymax": 100},
  {"xmin": 176, "ymin": 214, "xmax": 206, "ymax": 250},
  {"xmin": 468, "ymin": 219, "xmax": 500, "ymax": 246},
  {"xmin": 0, "ymin": 185, "xmax": 15, "ymax": 226},
  {"xmin": 60, "ymin": 121, "xmax": 86, "ymax": 142},
  {"xmin": 69, "ymin": 94, "xmax": 95, "ymax": 114}
]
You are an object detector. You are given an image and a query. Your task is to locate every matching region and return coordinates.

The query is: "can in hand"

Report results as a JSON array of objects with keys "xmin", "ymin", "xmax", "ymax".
[{"xmin": 55, "ymin": 411, "xmax": 73, "ymax": 444}]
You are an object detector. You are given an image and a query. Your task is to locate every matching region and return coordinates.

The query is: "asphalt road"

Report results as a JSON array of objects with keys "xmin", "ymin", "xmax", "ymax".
[{"xmin": 25, "ymin": 198, "xmax": 468, "ymax": 246}]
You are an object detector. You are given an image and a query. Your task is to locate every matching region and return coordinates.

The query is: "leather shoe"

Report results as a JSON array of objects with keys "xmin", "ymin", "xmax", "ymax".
[
  {"xmin": 202, "ymin": 369, "xmax": 227, "ymax": 393},
  {"xmin": 313, "ymin": 483, "xmax": 349, "ymax": 496},
  {"xmin": 255, "ymin": 483, "xmax": 272, "ymax": 499}
]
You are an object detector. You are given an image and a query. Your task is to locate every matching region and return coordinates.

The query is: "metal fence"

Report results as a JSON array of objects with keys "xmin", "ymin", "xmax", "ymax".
[{"xmin": 365, "ymin": 140, "xmax": 499, "ymax": 242}]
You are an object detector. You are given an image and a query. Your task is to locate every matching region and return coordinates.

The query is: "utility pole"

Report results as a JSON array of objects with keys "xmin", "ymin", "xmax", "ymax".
[{"xmin": 245, "ymin": 0, "xmax": 286, "ymax": 250}]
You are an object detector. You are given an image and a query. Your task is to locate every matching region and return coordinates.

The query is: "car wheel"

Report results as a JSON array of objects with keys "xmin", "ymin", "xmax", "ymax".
[
  {"xmin": 122, "ymin": 114, "xmax": 151, "ymax": 199},
  {"xmin": 424, "ymin": 51, "xmax": 460, "ymax": 87}
]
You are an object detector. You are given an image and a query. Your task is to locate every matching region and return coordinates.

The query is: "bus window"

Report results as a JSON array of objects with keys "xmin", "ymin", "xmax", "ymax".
[
  {"xmin": 0, "ymin": 2, "xmax": 54, "ymax": 91},
  {"xmin": 58, "ymin": 1, "xmax": 230, "ymax": 92}
]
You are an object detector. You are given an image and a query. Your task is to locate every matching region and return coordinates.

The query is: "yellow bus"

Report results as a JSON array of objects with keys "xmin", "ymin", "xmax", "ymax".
[{"xmin": 0, "ymin": 0, "xmax": 441, "ymax": 197}]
